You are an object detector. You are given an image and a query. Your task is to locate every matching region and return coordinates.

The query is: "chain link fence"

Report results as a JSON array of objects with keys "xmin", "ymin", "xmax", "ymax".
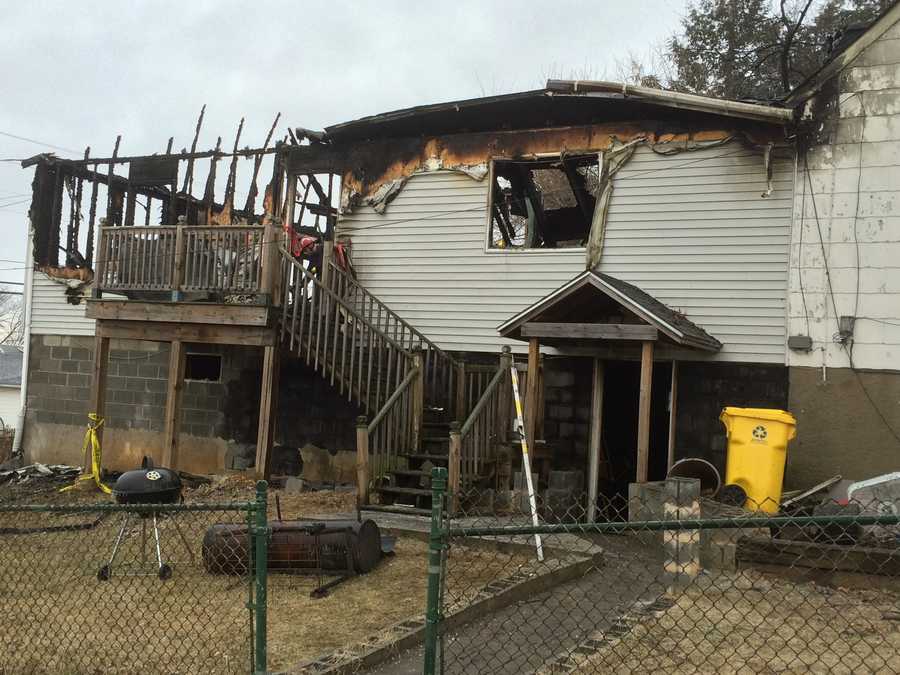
[
  {"xmin": 0, "ymin": 486, "xmax": 269, "ymax": 675},
  {"xmin": 423, "ymin": 468, "xmax": 900, "ymax": 674}
]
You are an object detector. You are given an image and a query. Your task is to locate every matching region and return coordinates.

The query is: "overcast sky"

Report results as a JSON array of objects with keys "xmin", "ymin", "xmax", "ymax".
[{"xmin": 0, "ymin": 0, "xmax": 689, "ymax": 282}]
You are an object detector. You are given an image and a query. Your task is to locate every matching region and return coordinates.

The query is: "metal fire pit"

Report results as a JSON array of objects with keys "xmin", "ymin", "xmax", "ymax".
[{"xmin": 203, "ymin": 519, "xmax": 383, "ymax": 597}]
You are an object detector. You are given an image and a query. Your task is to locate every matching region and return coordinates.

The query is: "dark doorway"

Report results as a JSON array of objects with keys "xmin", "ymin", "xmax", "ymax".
[{"xmin": 599, "ymin": 360, "xmax": 672, "ymax": 496}]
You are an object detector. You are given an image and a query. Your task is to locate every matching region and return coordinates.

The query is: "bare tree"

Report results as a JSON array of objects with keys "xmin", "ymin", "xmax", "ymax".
[
  {"xmin": 779, "ymin": 0, "xmax": 816, "ymax": 93},
  {"xmin": 0, "ymin": 289, "xmax": 24, "ymax": 347}
]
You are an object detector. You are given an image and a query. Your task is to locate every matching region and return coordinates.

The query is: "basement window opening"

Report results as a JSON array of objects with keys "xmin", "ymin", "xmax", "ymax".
[
  {"xmin": 489, "ymin": 155, "xmax": 599, "ymax": 250},
  {"xmin": 185, "ymin": 353, "xmax": 222, "ymax": 382}
]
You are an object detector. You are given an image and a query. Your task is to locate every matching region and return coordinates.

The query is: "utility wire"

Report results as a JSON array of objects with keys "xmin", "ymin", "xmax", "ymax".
[{"xmin": 0, "ymin": 130, "xmax": 79, "ymax": 154}]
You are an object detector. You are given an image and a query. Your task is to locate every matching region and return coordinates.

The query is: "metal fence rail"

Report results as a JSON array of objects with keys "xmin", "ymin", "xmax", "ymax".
[
  {"xmin": 0, "ymin": 483, "xmax": 269, "ymax": 675},
  {"xmin": 423, "ymin": 467, "xmax": 900, "ymax": 674}
]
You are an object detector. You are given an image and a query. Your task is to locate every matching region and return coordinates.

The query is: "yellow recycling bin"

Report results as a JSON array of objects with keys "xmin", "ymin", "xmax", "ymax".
[{"xmin": 720, "ymin": 407, "xmax": 796, "ymax": 513}]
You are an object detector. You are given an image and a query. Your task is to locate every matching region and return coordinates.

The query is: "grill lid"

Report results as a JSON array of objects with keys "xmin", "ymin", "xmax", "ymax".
[{"xmin": 112, "ymin": 457, "xmax": 182, "ymax": 504}]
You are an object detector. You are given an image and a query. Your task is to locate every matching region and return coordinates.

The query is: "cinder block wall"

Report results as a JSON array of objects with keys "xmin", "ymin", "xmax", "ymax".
[
  {"xmin": 24, "ymin": 335, "xmax": 261, "ymax": 472},
  {"xmin": 674, "ymin": 362, "xmax": 789, "ymax": 473}
]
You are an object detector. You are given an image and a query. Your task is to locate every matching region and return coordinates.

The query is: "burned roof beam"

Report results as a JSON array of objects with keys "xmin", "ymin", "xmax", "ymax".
[{"xmin": 561, "ymin": 157, "xmax": 595, "ymax": 224}]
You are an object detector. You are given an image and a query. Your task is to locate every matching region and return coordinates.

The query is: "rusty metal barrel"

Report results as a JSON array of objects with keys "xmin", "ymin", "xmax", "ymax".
[{"xmin": 202, "ymin": 519, "xmax": 383, "ymax": 576}]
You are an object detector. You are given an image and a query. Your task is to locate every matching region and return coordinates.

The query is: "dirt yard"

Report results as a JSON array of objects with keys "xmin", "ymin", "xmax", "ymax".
[
  {"xmin": 0, "ymin": 473, "xmax": 530, "ymax": 674},
  {"xmin": 575, "ymin": 568, "xmax": 900, "ymax": 674}
]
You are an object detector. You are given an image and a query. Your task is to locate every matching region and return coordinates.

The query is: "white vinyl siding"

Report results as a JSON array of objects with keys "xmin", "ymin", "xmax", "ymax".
[
  {"xmin": 598, "ymin": 145, "xmax": 794, "ymax": 363},
  {"xmin": 337, "ymin": 143, "xmax": 793, "ymax": 362},
  {"xmin": 30, "ymin": 273, "xmax": 95, "ymax": 336}
]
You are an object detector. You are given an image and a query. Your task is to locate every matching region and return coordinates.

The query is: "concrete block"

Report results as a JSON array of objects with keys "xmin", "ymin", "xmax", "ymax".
[
  {"xmin": 115, "ymin": 362, "xmax": 138, "ymax": 377},
  {"xmin": 50, "ymin": 346, "xmax": 71, "ymax": 360},
  {"xmin": 544, "ymin": 370, "xmax": 575, "ymax": 388},
  {"xmin": 69, "ymin": 347, "xmax": 90, "ymax": 362},
  {"xmin": 139, "ymin": 365, "xmax": 160, "ymax": 379},
  {"xmin": 549, "ymin": 470, "xmax": 583, "ymax": 491},
  {"xmin": 284, "ymin": 477, "xmax": 305, "ymax": 494},
  {"xmin": 548, "ymin": 404, "xmax": 574, "ymax": 421},
  {"xmin": 43, "ymin": 336, "xmax": 62, "ymax": 347},
  {"xmin": 67, "ymin": 373, "xmax": 89, "ymax": 389},
  {"xmin": 146, "ymin": 379, "xmax": 166, "ymax": 393}
]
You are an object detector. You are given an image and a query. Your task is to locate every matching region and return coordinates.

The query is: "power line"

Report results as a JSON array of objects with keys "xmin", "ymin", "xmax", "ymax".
[
  {"xmin": 0, "ymin": 198, "xmax": 31, "ymax": 210},
  {"xmin": 0, "ymin": 130, "xmax": 79, "ymax": 154}
]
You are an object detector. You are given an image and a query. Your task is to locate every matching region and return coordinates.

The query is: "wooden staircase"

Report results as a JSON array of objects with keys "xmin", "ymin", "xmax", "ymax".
[{"xmin": 277, "ymin": 247, "xmax": 510, "ymax": 515}]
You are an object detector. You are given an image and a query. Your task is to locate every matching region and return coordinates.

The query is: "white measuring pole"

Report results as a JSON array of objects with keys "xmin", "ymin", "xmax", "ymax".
[{"xmin": 510, "ymin": 365, "xmax": 544, "ymax": 562}]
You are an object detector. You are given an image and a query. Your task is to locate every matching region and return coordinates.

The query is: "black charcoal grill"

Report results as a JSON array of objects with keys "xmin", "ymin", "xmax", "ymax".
[{"xmin": 98, "ymin": 458, "xmax": 194, "ymax": 581}]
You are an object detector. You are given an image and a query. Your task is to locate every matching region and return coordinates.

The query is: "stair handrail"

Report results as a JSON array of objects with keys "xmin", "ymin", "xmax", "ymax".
[
  {"xmin": 326, "ymin": 261, "xmax": 457, "ymax": 366},
  {"xmin": 281, "ymin": 249, "xmax": 413, "ymax": 357},
  {"xmin": 325, "ymin": 260, "xmax": 460, "ymax": 412},
  {"xmin": 363, "ymin": 364, "xmax": 421, "ymax": 503},
  {"xmin": 368, "ymin": 365, "xmax": 419, "ymax": 433},
  {"xmin": 449, "ymin": 347, "xmax": 513, "ymax": 510}
]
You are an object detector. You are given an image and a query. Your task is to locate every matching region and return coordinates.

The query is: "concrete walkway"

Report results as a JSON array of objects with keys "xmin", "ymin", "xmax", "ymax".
[{"xmin": 367, "ymin": 535, "xmax": 666, "ymax": 674}]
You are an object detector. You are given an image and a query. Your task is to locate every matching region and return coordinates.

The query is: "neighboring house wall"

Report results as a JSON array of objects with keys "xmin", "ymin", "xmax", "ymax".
[
  {"xmin": 787, "ymin": 16, "xmax": 900, "ymax": 485},
  {"xmin": 338, "ymin": 141, "xmax": 792, "ymax": 363},
  {"xmin": 789, "ymin": 18, "xmax": 900, "ymax": 372},
  {"xmin": 0, "ymin": 387, "xmax": 19, "ymax": 429}
]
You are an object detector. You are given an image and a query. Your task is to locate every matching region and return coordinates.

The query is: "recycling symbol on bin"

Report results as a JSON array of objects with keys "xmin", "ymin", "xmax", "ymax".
[{"xmin": 752, "ymin": 425, "xmax": 768, "ymax": 441}]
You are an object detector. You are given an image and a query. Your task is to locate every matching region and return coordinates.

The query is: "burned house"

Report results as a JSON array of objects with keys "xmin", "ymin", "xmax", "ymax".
[{"xmin": 13, "ymin": 2, "xmax": 900, "ymax": 515}]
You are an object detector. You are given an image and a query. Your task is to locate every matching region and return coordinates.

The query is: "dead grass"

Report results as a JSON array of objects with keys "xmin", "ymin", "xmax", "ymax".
[
  {"xmin": 0, "ymin": 477, "xmax": 530, "ymax": 673},
  {"xmin": 575, "ymin": 568, "xmax": 900, "ymax": 674}
]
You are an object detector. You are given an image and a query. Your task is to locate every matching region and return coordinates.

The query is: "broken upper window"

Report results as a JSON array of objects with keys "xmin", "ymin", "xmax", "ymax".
[{"xmin": 489, "ymin": 155, "xmax": 600, "ymax": 249}]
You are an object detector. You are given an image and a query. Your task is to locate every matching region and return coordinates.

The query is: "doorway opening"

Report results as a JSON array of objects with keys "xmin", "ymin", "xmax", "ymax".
[{"xmin": 598, "ymin": 360, "xmax": 672, "ymax": 499}]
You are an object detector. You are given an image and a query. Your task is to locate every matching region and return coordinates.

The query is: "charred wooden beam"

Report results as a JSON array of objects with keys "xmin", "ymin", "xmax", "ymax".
[
  {"xmin": 182, "ymin": 104, "xmax": 206, "ymax": 194},
  {"xmin": 245, "ymin": 112, "xmax": 281, "ymax": 214}
]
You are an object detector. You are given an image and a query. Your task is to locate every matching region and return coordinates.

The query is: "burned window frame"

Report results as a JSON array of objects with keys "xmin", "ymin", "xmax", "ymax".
[{"xmin": 486, "ymin": 153, "xmax": 601, "ymax": 252}]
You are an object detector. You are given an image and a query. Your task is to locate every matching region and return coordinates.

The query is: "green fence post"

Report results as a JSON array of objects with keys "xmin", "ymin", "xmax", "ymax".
[
  {"xmin": 254, "ymin": 480, "xmax": 269, "ymax": 674},
  {"xmin": 423, "ymin": 466, "xmax": 447, "ymax": 675}
]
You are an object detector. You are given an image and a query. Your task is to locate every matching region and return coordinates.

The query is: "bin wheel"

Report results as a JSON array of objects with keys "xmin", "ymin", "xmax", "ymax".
[
  {"xmin": 158, "ymin": 563, "xmax": 173, "ymax": 581},
  {"xmin": 97, "ymin": 565, "xmax": 111, "ymax": 581}
]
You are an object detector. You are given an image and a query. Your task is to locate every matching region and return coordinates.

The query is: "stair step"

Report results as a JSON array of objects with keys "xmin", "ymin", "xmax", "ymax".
[
  {"xmin": 403, "ymin": 453, "xmax": 449, "ymax": 463},
  {"xmin": 377, "ymin": 486, "xmax": 433, "ymax": 497},
  {"xmin": 390, "ymin": 469, "xmax": 429, "ymax": 478},
  {"xmin": 361, "ymin": 504, "xmax": 432, "ymax": 517}
]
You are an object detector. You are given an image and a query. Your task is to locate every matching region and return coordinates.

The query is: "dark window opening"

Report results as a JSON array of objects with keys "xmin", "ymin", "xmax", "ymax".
[
  {"xmin": 490, "ymin": 155, "xmax": 600, "ymax": 249},
  {"xmin": 185, "ymin": 353, "xmax": 222, "ymax": 382}
]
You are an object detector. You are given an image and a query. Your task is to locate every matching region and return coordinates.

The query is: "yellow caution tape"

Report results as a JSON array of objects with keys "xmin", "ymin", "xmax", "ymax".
[{"xmin": 60, "ymin": 413, "xmax": 112, "ymax": 494}]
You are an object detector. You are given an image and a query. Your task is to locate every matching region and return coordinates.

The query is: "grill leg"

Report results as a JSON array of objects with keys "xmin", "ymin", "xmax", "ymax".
[
  {"xmin": 98, "ymin": 513, "xmax": 131, "ymax": 581},
  {"xmin": 152, "ymin": 512, "xmax": 172, "ymax": 580}
]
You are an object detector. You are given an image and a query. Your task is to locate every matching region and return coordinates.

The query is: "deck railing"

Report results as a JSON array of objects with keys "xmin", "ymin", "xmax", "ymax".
[{"xmin": 95, "ymin": 220, "xmax": 275, "ymax": 298}]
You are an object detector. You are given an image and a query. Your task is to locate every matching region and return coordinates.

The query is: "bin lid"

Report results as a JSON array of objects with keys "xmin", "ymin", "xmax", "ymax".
[{"xmin": 720, "ymin": 407, "xmax": 796, "ymax": 425}]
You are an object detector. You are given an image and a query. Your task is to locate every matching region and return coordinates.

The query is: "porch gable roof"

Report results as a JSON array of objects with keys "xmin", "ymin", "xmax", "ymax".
[{"xmin": 497, "ymin": 270, "xmax": 722, "ymax": 352}]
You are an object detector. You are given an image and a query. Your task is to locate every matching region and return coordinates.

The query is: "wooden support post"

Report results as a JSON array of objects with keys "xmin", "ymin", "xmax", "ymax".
[
  {"xmin": 448, "ymin": 421, "xmax": 462, "ymax": 515},
  {"xmin": 260, "ymin": 218, "xmax": 279, "ymax": 304},
  {"xmin": 667, "ymin": 361, "xmax": 679, "ymax": 472},
  {"xmin": 162, "ymin": 340, "xmax": 186, "ymax": 468},
  {"xmin": 255, "ymin": 345, "xmax": 280, "ymax": 479},
  {"xmin": 411, "ymin": 349, "xmax": 424, "ymax": 452},
  {"xmin": 636, "ymin": 341, "xmax": 654, "ymax": 483},
  {"xmin": 454, "ymin": 361, "xmax": 466, "ymax": 423},
  {"xmin": 525, "ymin": 338, "xmax": 540, "ymax": 450},
  {"xmin": 171, "ymin": 216, "xmax": 186, "ymax": 301},
  {"xmin": 587, "ymin": 358, "xmax": 605, "ymax": 523},
  {"xmin": 87, "ymin": 335, "xmax": 110, "ymax": 472},
  {"xmin": 92, "ymin": 218, "xmax": 107, "ymax": 299},
  {"xmin": 356, "ymin": 416, "xmax": 370, "ymax": 507},
  {"xmin": 497, "ymin": 346, "xmax": 512, "ymax": 444},
  {"xmin": 321, "ymin": 240, "xmax": 335, "ymax": 290}
]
